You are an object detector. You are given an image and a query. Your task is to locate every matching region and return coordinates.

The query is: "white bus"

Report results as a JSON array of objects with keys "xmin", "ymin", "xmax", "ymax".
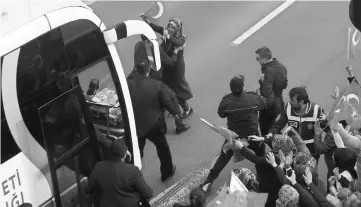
[{"xmin": 0, "ymin": 0, "xmax": 161, "ymax": 206}]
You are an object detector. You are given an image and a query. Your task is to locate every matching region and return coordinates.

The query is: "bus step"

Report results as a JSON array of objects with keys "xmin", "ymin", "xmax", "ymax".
[{"xmin": 149, "ymin": 155, "xmax": 219, "ymax": 207}]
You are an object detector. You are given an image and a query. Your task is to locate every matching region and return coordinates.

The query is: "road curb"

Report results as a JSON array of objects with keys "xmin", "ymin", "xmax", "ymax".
[{"xmin": 150, "ymin": 155, "xmax": 219, "ymax": 207}]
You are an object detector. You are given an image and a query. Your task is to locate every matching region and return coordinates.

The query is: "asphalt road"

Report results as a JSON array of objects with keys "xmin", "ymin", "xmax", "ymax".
[{"xmin": 90, "ymin": 1, "xmax": 361, "ymax": 204}]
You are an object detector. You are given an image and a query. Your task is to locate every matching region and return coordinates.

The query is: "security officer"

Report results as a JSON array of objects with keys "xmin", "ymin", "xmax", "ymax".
[
  {"xmin": 255, "ymin": 46, "xmax": 288, "ymax": 136},
  {"xmin": 127, "ymin": 59, "xmax": 190, "ymax": 182},
  {"xmin": 262, "ymin": 87, "xmax": 327, "ymax": 162},
  {"xmin": 199, "ymin": 75, "xmax": 266, "ymax": 191}
]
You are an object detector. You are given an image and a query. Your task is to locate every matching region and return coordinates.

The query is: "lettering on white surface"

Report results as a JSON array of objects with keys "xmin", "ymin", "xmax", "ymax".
[{"xmin": 2, "ymin": 169, "xmax": 25, "ymax": 207}]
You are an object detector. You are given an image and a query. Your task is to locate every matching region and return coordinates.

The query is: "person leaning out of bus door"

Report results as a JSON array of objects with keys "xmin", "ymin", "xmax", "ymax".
[
  {"xmin": 86, "ymin": 139, "xmax": 153, "ymax": 207},
  {"xmin": 128, "ymin": 59, "xmax": 190, "ymax": 181},
  {"xmin": 251, "ymin": 87, "xmax": 328, "ymax": 164}
]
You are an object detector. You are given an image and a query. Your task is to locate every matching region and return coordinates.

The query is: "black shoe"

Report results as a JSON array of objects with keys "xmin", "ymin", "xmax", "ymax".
[
  {"xmin": 199, "ymin": 181, "xmax": 213, "ymax": 192},
  {"xmin": 176, "ymin": 124, "xmax": 190, "ymax": 134},
  {"xmin": 181, "ymin": 107, "xmax": 193, "ymax": 119},
  {"xmin": 161, "ymin": 166, "xmax": 176, "ymax": 182}
]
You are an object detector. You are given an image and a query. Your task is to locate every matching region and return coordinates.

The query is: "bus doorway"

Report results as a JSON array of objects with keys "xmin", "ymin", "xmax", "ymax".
[{"xmin": 38, "ymin": 85, "xmax": 100, "ymax": 207}]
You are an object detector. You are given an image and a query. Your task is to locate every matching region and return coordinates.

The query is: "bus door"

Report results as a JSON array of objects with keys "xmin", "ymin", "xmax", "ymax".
[{"xmin": 37, "ymin": 85, "xmax": 99, "ymax": 207}]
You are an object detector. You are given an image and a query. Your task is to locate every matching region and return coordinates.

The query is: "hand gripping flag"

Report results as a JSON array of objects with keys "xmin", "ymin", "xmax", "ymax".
[
  {"xmin": 141, "ymin": 1, "xmax": 165, "ymax": 24},
  {"xmin": 200, "ymin": 118, "xmax": 249, "ymax": 154},
  {"xmin": 347, "ymin": 26, "xmax": 360, "ymax": 59},
  {"xmin": 330, "ymin": 80, "xmax": 361, "ymax": 128}
]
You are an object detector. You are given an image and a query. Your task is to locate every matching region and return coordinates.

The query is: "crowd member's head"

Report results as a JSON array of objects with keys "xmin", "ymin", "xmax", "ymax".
[
  {"xmin": 276, "ymin": 184, "xmax": 299, "ymax": 207},
  {"xmin": 294, "ymin": 152, "xmax": 317, "ymax": 171},
  {"xmin": 338, "ymin": 188, "xmax": 352, "ymax": 202},
  {"xmin": 289, "ymin": 87, "xmax": 310, "ymax": 110},
  {"xmin": 230, "ymin": 75, "xmax": 245, "ymax": 95},
  {"xmin": 272, "ymin": 134, "xmax": 297, "ymax": 157},
  {"xmin": 135, "ymin": 59, "xmax": 151, "ymax": 76},
  {"xmin": 333, "ymin": 148, "xmax": 358, "ymax": 180},
  {"xmin": 111, "ymin": 139, "xmax": 128, "ymax": 160},
  {"xmin": 294, "ymin": 164, "xmax": 319, "ymax": 185},
  {"xmin": 189, "ymin": 187, "xmax": 206, "ymax": 207},
  {"xmin": 255, "ymin": 46, "xmax": 273, "ymax": 66},
  {"xmin": 344, "ymin": 192, "xmax": 361, "ymax": 207},
  {"xmin": 233, "ymin": 168, "xmax": 259, "ymax": 192}
]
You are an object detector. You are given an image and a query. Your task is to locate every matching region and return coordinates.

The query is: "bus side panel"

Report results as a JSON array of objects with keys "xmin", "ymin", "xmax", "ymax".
[{"xmin": 0, "ymin": 153, "xmax": 52, "ymax": 206}]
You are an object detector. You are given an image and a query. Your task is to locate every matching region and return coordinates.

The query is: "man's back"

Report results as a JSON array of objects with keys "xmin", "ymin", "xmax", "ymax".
[
  {"xmin": 218, "ymin": 92, "xmax": 266, "ymax": 137},
  {"xmin": 262, "ymin": 59, "xmax": 288, "ymax": 96},
  {"xmin": 89, "ymin": 159, "xmax": 153, "ymax": 207},
  {"xmin": 128, "ymin": 76, "xmax": 164, "ymax": 137}
]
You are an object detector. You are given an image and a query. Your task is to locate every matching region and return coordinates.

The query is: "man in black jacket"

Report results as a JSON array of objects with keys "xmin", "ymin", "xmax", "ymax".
[
  {"xmin": 199, "ymin": 75, "xmax": 266, "ymax": 191},
  {"xmin": 255, "ymin": 46, "xmax": 288, "ymax": 136},
  {"xmin": 86, "ymin": 139, "xmax": 153, "ymax": 207},
  {"xmin": 128, "ymin": 60, "xmax": 189, "ymax": 181}
]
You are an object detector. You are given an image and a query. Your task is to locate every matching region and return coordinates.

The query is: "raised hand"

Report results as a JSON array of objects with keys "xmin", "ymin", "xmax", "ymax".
[
  {"xmin": 330, "ymin": 86, "xmax": 340, "ymax": 100},
  {"xmin": 140, "ymin": 13, "xmax": 151, "ymax": 24},
  {"xmin": 265, "ymin": 152, "xmax": 277, "ymax": 167},
  {"xmin": 248, "ymin": 135, "xmax": 264, "ymax": 142}
]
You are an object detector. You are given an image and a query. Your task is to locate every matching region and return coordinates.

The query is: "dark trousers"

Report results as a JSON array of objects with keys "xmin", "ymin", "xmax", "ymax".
[
  {"xmin": 259, "ymin": 110, "xmax": 277, "ymax": 136},
  {"xmin": 206, "ymin": 140, "xmax": 265, "ymax": 182},
  {"xmin": 138, "ymin": 123, "xmax": 173, "ymax": 176},
  {"xmin": 259, "ymin": 97, "xmax": 285, "ymax": 136}
]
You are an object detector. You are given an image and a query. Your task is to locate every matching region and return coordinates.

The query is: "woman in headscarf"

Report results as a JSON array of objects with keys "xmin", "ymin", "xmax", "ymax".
[
  {"xmin": 141, "ymin": 16, "xmax": 194, "ymax": 118},
  {"xmin": 332, "ymin": 148, "xmax": 358, "ymax": 188}
]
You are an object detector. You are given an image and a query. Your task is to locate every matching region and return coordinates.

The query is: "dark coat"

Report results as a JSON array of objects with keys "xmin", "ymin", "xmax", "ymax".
[
  {"xmin": 259, "ymin": 58, "xmax": 288, "ymax": 116},
  {"xmin": 86, "ymin": 158, "xmax": 153, "ymax": 207},
  {"xmin": 127, "ymin": 75, "xmax": 181, "ymax": 137},
  {"xmin": 127, "ymin": 40, "xmax": 181, "ymax": 82},
  {"xmin": 149, "ymin": 23, "xmax": 193, "ymax": 101}
]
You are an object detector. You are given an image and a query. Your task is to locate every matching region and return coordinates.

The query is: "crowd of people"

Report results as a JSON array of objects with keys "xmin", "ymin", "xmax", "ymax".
[{"xmin": 84, "ymin": 10, "xmax": 361, "ymax": 207}]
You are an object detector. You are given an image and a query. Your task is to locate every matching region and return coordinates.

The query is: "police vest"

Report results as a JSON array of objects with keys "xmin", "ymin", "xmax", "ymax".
[{"xmin": 285, "ymin": 102, "xmax": 319, "ymax": 144}]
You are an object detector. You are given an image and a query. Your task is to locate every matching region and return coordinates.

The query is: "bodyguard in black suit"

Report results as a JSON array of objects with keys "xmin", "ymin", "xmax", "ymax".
[
  {"xmin": 86, "ymin": 139, "xmax": 153, "ymax": 207},
  {"xmin": 128, "ymin": 60, "xmax": 189, "ymax": 182}
]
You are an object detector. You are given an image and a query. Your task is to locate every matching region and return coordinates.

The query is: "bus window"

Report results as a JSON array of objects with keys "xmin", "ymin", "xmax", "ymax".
[
  {"xmin": 16, "ymin": 28, "xmax": 69, "ymax": 152},
  {"xmin": 1, "ymin": 96, "xmax": 21, "ymax": 163},
  {"xmin": 61, "ymin": 20, "xmax": 108, "ymax": 72},
  {"xmin": 14, "ymin": 28, "xmax": 99, "ymax": 196}
]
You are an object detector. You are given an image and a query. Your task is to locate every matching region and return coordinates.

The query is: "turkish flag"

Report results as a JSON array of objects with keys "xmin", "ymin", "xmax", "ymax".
[
  {"xmin": 142, "ymin": 1, "xmax": 165, "ymax": 23},
  {"xmin": 331, "ymin": 80, "xmax": 361, "ymax": 128}
]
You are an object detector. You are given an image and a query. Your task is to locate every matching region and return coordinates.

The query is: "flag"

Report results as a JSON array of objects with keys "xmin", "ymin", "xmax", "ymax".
[
  {"xmin": 229, "ymin": 171, "xmax": 248, "ymax": 193},
  {"xmin": 200, "ymin": 118, "xmax": 249, "ymax": 153},
  {"xmin": 331, "ymin": 80, "xmax": 361, "ymax": 128},
  {"xmin": 141, "ymin": 1, "xmax": 165, "ymax": 24},
  {"xmin": 347, "ymin": 27, "xmax": 360, "ymax": 59}
]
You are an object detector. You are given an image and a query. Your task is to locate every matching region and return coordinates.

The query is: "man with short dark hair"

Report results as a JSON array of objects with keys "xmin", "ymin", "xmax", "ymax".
[
  {"xmin": 199, "ymin": 75, "xmax": 266, "ymax": 191},
  {"xmin": 264, "ymin": 87, "xmax": 327, "ymax": 161},
  {"xmin": 128, "ymin": 60, "xmax": 190, "ymax": 181},
  {"xmin": 86, "ymin": 139, "xmax": 153, "ymax": 207},
  {"xmin": 255, "ymin": 46, "xmax": 288, "ymax": 136}
]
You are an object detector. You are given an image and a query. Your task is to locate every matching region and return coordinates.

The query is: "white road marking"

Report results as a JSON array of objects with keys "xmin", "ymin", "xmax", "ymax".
[{"xmin": 231, "ymin": 0, "xmax": 296, "ymax": 46}]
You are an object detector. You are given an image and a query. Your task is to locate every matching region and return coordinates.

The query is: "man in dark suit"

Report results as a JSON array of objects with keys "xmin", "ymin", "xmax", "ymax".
[
  {"xmin": 86, "ymin": 139, "xmax": 153, "ymax": 207},
  {"xmin": 128, "ymin": 60, "xmax": 190, "ymax": 182}
]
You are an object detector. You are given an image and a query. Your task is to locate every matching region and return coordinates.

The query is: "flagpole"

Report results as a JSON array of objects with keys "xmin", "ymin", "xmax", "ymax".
[{"xmin": 347, "ymin": 27, "xmax": 352, "ymax": 60}]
